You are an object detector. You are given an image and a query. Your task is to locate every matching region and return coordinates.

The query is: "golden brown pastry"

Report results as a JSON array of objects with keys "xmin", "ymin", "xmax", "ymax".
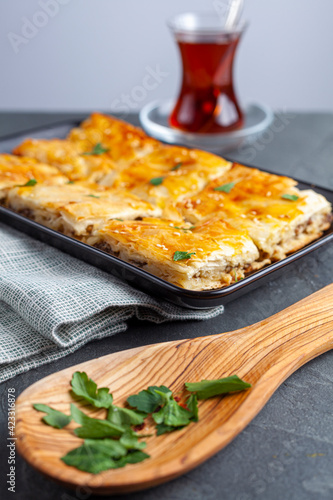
[
  {"xmin": 178, "ymin": 163, "xmax": 332, "ymax": 261},
  {"xmin": 5, "ymin": 115, "xmax": 332, "ymax": 290},
  {"xmin": 7, "ymin": 183, "xmax": 161, "ymax": 238},
  {"xmin": 0, "ymin": 154, "xmax": 67, "ymax": 202},
  {"xmin": 88, "ymin": 217, "xmax": 260, "ymax": 290}
]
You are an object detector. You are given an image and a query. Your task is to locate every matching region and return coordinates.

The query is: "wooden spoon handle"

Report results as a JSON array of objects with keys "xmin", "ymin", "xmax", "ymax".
[
  {"xmin": 181, "ymin": 283, "xmax": 333, "ymax": 396},
  {"xmin": 242, "ymin": 282, "xmax": 333, "ymax": 361}
]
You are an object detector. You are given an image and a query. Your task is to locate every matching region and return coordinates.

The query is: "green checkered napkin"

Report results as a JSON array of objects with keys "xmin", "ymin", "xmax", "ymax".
[{"xmin": 0, "ymin": 223, "xmax": 224, "ymax": 382}]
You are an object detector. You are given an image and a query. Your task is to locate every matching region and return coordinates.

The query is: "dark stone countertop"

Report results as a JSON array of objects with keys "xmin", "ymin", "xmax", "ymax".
[{"xmin": 0, "ymin": 111, "xmax": 333, "ymax": 500}]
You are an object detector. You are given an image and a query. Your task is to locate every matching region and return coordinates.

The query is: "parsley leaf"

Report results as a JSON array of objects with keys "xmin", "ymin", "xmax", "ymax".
[
  {"xmin": 107, "ymin": 405, "xmax": 146, "ymax": 427},
  {"xmin": 16, "ymin": 179, "xmax": 37, "ymax": 188},
  {"xmin": 71, "ymin": 403, "xmax": 91, "ymax": 424},
  {"xmin": 83, "ymin": 143, "xmax": 109, "ymax": 155},
  {"xmin": 74, "ymin": 422, "xmax": 125, "ymax": 439},
  {"xmin": 71, "ymin": 403, "xmax": 125, "ymax": 438},
  {"xmin": 61, "ymin": 440, "xmax": 126, "ymax": 474},
  {"xmin": 173, "ymin": 251, "xmax": 196, "ymax": 261},
  {"xmin": 151, "ymin": 389, "xmax": 197, "ymax": 435},
  {"xmin": 156, "ymin": 422, "xmax": 179, "ymax": 436},
  {"xmin": 70, "ymin": 371, "xmax": 113, "ymax": 408},
  {"xmin": 85, "ymin": 194, "xmax": 100, "ymax": 199},
  {"xmin": 186, "ymin": 394, "xmax": 199, "ymax": 422},
  {"xmin": 127, "ymin": 385, "xmax": 170, "ymax": 414},
  {"xmin": 173, "ymin": 226, "xmax": 195, "ymax": 232},
  {"xmin": 128, "ymin": 385, "xmax": 197, "ymax": 435},
  {"xmin": 214, "ymin": 182, "xmax": 235, "ymax": 193},
  {"xmin": 33, "ymin": 404, "xmax": 71, "ymax": 429},
  {"xmin": 152, "ymin": 391, "xmax": 192, "ymax": 427},
  {"xmin": 67, "ymin": 180, "xmax": 75, "ymax": 184},
  {"xmin": 281, "ymin": 194, "xmax": 299, "ymax": 201},
  {"xmin": 171, "ymin": 162, "xmax": 182, "ymax": 171},
  {"xmin": 84, "ymin": 438, "xmax": 127, "ymax": 458},
  {"xmin": 185, "ymin": 375, "xmax": 251, "ymax": 400},
  {"xmin": 149, "ymin": 177, "xmax": 164, "ymax": 186},
  {"xmin": 120, "ymin": 450, "xmax": 150, "ymax": 465},
  {"xmin": 119, "ymin": 432, "xmax": 147, "ymax": 451},
  {"xmin": 61, "ymin": 439, "xmax": 149, "ymax": 474},
  {"xmin": 70, "ymin": 403, "xmax": 91, "ymax": 425},
  {"xmin": 152, "ymin": 398, "xmax": 192, "ymax": 427}
]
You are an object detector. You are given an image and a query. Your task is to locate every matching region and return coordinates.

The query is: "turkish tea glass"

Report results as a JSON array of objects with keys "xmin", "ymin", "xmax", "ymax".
[{"xmin": 168, "ymin": 12, "xmax": 246, "ymax": 134}]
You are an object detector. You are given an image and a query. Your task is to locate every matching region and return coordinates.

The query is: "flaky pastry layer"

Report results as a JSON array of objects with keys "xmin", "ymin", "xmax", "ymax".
[
  {"xmin": 87, "ymin": 217, "xmax": 260, "ymax": 290},
  {"xmin": 7, "ymin": 183, "xmax": 161, "ymax": 238}
]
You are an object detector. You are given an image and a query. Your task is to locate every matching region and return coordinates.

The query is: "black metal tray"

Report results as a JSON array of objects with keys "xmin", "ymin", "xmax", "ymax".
[{"xmin": 0, "ymin": 122, "xmax": 332, "ymax": 309}]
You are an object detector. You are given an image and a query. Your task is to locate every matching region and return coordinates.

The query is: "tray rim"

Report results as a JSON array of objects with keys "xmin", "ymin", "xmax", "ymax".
[{"xmin": 0, "ymin": 120, "xmax": 332, "ymax": 309}]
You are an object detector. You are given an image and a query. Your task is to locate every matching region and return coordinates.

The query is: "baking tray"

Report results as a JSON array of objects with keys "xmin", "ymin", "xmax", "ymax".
[{"xmin": 0, "ymin": 122, "xmax": 332, "ymax": 309}]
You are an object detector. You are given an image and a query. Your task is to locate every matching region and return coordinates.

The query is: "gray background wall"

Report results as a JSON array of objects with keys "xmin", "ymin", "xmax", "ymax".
[{"xmin": 1, "ymin": 0, "xmax": 333, "ymax": 112}]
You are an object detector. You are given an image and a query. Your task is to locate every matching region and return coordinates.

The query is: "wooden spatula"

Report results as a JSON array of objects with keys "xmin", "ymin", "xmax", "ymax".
[{"xmin": 15, "ymin": 284, "xmax": 333, "ymax": 495}]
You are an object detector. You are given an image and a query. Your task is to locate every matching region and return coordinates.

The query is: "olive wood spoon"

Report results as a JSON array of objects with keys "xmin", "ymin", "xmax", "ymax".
[{"xmin": 15, "ymin": 284, "xmax": 333, "ymax": 495}]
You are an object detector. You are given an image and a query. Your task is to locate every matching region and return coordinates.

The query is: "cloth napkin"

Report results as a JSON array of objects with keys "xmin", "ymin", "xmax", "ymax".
[{"xmin": 0, "ymin": 223, "xmax": 224, "ymax": 382}]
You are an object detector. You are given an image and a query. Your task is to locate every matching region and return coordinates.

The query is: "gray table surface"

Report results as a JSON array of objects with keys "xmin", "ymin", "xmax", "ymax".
[{"xmin": 0, "ymin": 112, "xmax": 333, "ymax": 500}]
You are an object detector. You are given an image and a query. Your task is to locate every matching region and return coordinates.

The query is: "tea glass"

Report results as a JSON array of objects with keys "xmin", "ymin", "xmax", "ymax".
[{"xmin": 168, "ymin": 12, "xmax": 247, "ymax": 134}]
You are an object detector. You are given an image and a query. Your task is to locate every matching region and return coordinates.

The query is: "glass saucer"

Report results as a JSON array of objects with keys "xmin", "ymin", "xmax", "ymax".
[{"xmin": 139, "ymin": 101, "xmax": 274, "ymax": 153}]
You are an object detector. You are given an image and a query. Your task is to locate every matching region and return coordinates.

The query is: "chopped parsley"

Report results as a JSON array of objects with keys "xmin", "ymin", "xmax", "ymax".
[
  {"xmin": 107, "ymin": 405, "xmax": 146, "ymax": 427},
  {"xmin": 127, "ymin": 385, "xmax": 170, "ymax": 414},
  {"xmin": 83, "ymin": 143, "xmax": 109, "ymax": 155},
  {"xmin": 173, "ymin": 226, "xmax": 195, "ymax": 232},
  {"xmin": 281, "ymin": 194, "xmax": 299, "ymax": 201},
  {"xmin": 85, "ymin": 194, "xmax": 100, "ymax": 199},
  {"xmin": 33, "ymin": 404, "xmax": 71, "ymax": 429},
  {"xmin": 127, "ymin": 386, "xmax": 198, "ymax": 435},
  {"xmin": 16, "ymin": 179, "xmax": 37, "ymax": 187},
  {"xmin": 185, "ymin": 375, "xmax": 251, "ymax": 400},
  {"xmin": 67, "ymin": 180, "xmax": 75, "ymax": 184},
  {"xmin": 214, "ymin": 182, "xmax": 235, "ymax": 193},
  {"xmin": 171, "ymin": 162, "xmax": 182, "ymax": 171},
  {"xmin": 152, "ymin": 389, "xmax": 196, "ymax": 433},
  {"xmin": 61, "ymin": 439, "xmax": 149, "ymax": 474},
  {"xmin": 71, "ymin": 408, "xmax": 125, "ymax": 439},
  {"xmin": 34, "ymin": 370, "xmax": 251, "ymax": 473},
  {"xmin": 173, "ymin": 251, "xmax": 196, "ymax": 261},
  {"xmin": 149, "ymin": 177, "xmax": 164, "ymax": 186},
  {"xmin": 71, "ymin": 371, "xmax": 113, "ymax": 408}
]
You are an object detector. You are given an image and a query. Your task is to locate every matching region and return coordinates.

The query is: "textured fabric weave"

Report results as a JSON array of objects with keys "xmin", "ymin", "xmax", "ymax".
[{"xmin": 0, "ymin": 223, "xmax": 224, "ymax": 382}]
